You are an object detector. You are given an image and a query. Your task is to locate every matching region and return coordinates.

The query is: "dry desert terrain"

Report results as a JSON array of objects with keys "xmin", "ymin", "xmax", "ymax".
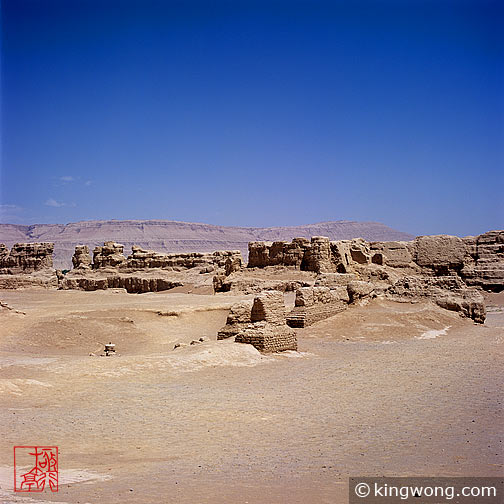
[{"xmin": 0, "ymin": 289, "xmax": 502, "ymax": 503}]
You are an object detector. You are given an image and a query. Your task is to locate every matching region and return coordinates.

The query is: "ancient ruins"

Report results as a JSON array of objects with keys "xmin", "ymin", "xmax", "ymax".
[
  {"xmin": 62, "ymin": 242, "xmax": 242, "ymax": 293},
  {"xmin": 0, "ymin": 242, "xmax": 54, "ymax": 273},
  {"xmin": 246, "ymin": 232, "xmax": 503, "ymax": 289},
  {"xmin": 0, "ymin": 242, "xmax": 57, "ymax": 289},
  {"xmin": 286, "ymin": 286, "xmax": 347, "ymax": 328},
  {"xmin": 218, "ymin": 291, "xmax": 297, "ymax": 352},
  {"xmin": 0, "ymin": 229, "xmax": 502, "ymax": 352}
]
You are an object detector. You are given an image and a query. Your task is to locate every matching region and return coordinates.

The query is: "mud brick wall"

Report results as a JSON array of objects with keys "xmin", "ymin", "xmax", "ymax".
[
  {"xmin": 389, "ymin": 275, "xmax": 486, "ymax": 323},
  {"xmin": 302, "ymin": 236, "xmax": 334, "ymax": 273},
  {"xmin": 127, "ymin": 247, "xmax": 242, "ymax": 270},
  {"xmin": 369, "ymin": 241, "xmax": 412, "ymax": 268},
  {"xmin": 224, "ymin": 290, "xmax": 298, "ymax": 352},
  {"xmin": 217, "ymin": 301, "xmax": 253, "ymax": 340},
  {"xmin": 235, "ymin": 324, "xmax": 297, "ymax": 352},
  {"xmin": 287, "ymin": 287, "xmax": 348, "ymax": 328},
  {"xmin": 250, "ymin": 290, "xmax": 286, "ymax": 325}
]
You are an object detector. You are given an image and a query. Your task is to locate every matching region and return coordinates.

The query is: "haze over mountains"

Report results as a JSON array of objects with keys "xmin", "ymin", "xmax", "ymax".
[{"xmin": 0, "ymin": 219, "xmax": 414, "ymax": 269}]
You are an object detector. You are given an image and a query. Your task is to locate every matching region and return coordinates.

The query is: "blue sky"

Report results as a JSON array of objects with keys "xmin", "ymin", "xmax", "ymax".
[{"xmin": 1, "ymin": 0, "xmax": 502, "ymax": 236}]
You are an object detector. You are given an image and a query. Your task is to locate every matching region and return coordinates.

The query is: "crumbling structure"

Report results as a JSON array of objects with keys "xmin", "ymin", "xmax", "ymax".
[
  {"xmin": 286, "ymin": 286, "xmax": 348, "ymax": 328},
  {"xmin": 217, "ymin": 300, "xmax": 254, "ymax": 340},
  {"xmin": 0, "ymin": 231, "xmax": 501, "ymax": 326},
  {"xmin": 0, "ymin": 243, "xmax": 54, "ymax": 273},
  {"xmin": 92, "ymin": 242, "xmax": 126, "ymax": 268},
  {"xmin": 60, "ymin": 275, "xmax": 183, "ymax": 293},
  {"xmin": 243, "ymin": 231, "xmax": 498, "ymax": 325},
  {"xmin": 247, "ymin": 236, "xmax": 371, "ymax": 273},
  {"xmin": 72, "ymin": 245, "xmax": 92, "ymax": 269},
  {"xmin": 462, "ymin": 230, "xmax": 504, "ymax": 291},
  {"xmin": 388, "ymin": 275, "xmax": 486, "ymax": 324},
  {"xmin": 0, "ymin": 242, "xmax": 57, "ymax": 288},
  {"xmin": 219, "ymin": 291, "xmax": 297, "ymax": 352},
  {"xmin": 247, "ymin": 231, "xmax": 504, "ymax": 292},
  {"xmin": 90, "ymin": 242, "xmax": 242, "ymax": 272},
  {"xmin": 61, "ymin": 242, "xmax": 243, "ymax": 292}
]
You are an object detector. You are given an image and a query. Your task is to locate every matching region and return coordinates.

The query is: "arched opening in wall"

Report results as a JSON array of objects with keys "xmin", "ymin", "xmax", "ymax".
[{"xmin": 372, "ymin": 253, "xmax": 384, "ymax": 265}]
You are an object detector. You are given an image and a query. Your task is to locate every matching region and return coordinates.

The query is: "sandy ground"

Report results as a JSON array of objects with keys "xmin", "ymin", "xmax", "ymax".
[{"xmin": 0, "ymin": 288, "xmax": 503, "ymax": 503}]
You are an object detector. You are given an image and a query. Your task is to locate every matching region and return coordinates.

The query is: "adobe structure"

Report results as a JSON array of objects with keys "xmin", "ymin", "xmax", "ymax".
[
  {"xmin": 226, "ymin": 230, "xmax": 502, "ymax": 325},
  {"xmin": 60, "ymin": 242, "xmax": 243, "ymax": 292},
  {"xmin": 0, "ymin": 242, "xmax": 54, "ymax": 273},
  {"xmin": 71, "ymin": 241, "xmax": 242, "ymax": 272},
  {"xmin": 0, "ymin": 242, "xmax": 57, "ymax": 288},
  {"xmin": 286, "ymin": 286, "xmax": 347, "ymax": 328},
  {"xmin": 0, "ymin": 230, "xmax": 502, "ymax": 344},
  {"xmin": 246, "ymin": 231, "xmax": 504, "ymax": 291},
  {"xmin": 218, "ymin": 291, "xmax": 297, "ymax": 352}
]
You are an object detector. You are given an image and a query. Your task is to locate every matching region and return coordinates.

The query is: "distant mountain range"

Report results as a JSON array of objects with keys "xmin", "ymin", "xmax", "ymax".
[{"xmin": 0, "ymin": 219, "xmax": 414, "ymax": 269}]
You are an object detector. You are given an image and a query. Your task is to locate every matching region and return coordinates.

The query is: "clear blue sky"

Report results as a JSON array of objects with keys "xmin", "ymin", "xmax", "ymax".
[{"xmin": 1, "ymin": 0, "xmax": 502, "ymax": 236}]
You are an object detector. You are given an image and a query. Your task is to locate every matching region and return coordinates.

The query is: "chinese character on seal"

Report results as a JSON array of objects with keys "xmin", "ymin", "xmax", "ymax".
[{"xmin": 14, "ymin": 446, "xmax": 58, "ymax": 492}]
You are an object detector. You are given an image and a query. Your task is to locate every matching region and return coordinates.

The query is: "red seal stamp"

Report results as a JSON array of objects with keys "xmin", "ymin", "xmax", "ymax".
[{"xmin": 14, "ymin": 446, "xmax": 58, "ymax": 492}]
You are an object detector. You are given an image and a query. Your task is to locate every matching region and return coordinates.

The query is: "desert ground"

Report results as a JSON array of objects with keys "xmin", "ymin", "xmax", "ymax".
[{"xmin": 0, "ymin": 288, "xmax": 503, "ymax": 503}]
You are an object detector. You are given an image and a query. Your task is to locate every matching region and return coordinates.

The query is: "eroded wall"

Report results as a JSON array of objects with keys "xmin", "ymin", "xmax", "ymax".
[
  {"xmin": 247, "ymin": 231, "xmax": 504, "ymax": 291},
  {"xmin": 0, "ymin": 242, "xmax": 54, "ymax": 274}
]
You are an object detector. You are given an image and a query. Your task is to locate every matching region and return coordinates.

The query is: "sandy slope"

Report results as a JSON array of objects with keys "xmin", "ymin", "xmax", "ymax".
[{"xmin": 0, "ymin": 290, "xmax": 502, "ymax": 503}]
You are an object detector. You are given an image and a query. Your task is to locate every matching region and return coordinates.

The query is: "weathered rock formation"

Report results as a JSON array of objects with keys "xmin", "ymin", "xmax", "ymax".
[
  {"xmin": 219, "ymin": 291, "xmax": 297, "ymax": 352},
  {"xmin": 388, "ymin": 276, "xmax": 486, "ymax": 324},
  {"xmin": 0, "ymin": 242, "xmax": 57, "ymax": 289},
  {"xmin": 461, "ymin": 230, "xmax": 504, "ymax": 291},
  {"xmin": 248, "ymin": 236, "xmax": 375, "ymax": 274},
  {"xmin": 72, "ymin": 245, "xmax": 92, "ymax": 269},
  {"xmin": 0, "ymin": 219, "xmax": 414, "ymax": 269},
  {"xmin": 0, "ymin": 242, "xmax": 54, "ymax": 273},
  {"xmin": 60, "ymin": 275, "xmax": 183, "ymax": 293},
  {"xmin": 247, "ymin": 231, "xmax": 504, "ymax": 293},
  {"xmin": 93, "ymin": 242, "xmax": 127, "ymax": 268},
  {"xmin": 287, "ymin": 286, "xmax": 347, "ymax": 328},
  {"xmin": 63, "ymin": 242, "xmax": 243, "ymax": 293},
  {"xmin": 89, "ymin": 242, "xmax": 242, "ymax": 272}
]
